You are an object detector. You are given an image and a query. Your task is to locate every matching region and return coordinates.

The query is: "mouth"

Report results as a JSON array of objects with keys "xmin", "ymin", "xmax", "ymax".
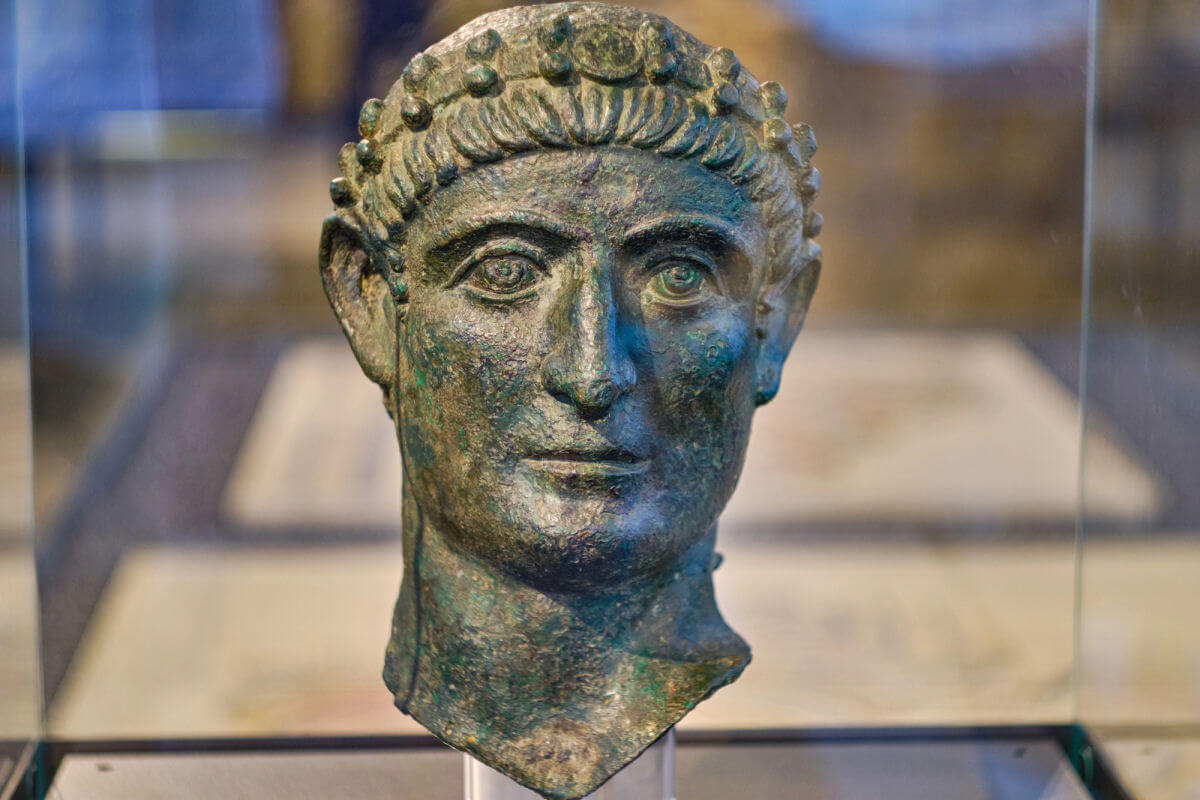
[{"xmin": 524, "ymin": 448, "xmax": 649, "ymax": 479}]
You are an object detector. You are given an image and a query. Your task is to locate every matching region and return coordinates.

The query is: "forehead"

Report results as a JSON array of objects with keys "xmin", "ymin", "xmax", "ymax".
[{"xmin": 405, "ymin": 147, "xmax": 765, "ymax": 248}]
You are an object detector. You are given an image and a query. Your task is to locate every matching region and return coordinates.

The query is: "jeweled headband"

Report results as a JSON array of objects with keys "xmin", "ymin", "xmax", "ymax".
[{"xmin": 327, "ymin": 2, "xmax": 821, "ymax": 303}]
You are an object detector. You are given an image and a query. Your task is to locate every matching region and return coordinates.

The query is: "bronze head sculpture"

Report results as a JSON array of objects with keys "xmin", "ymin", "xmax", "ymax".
[{"xmin": 319, "ymin": 3, "xmax": 820, "ymax": 797}]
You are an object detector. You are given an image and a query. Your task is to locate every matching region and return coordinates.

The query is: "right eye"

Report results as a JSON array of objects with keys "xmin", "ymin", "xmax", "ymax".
[{"xmin": 461, "ymin": 253, "xmax": 543, "ymax": 302}]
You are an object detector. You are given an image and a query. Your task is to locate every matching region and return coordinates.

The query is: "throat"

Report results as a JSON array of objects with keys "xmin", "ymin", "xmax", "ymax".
[{"xmin": 382, "ymin": 504, "xmax": 750, "ymax": 800}]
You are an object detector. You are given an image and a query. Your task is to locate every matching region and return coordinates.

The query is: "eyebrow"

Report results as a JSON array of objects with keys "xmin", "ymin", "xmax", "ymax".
[
  {"xmin": 426, "ymin": 210, "xmax": 589, "ymax": 251},
  {"xmin": 620, "ymin": 214, "xmax": 753, "ymax": 258}
]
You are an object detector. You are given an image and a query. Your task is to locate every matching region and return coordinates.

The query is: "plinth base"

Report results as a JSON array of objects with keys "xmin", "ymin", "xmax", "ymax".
[
  {"xmin": 464, "ymin": 729, "xmax": 675, "ymax": 800},
  {"xmin": 43, "ymin": 729, "xmax": 1102, "ymax": 800}
]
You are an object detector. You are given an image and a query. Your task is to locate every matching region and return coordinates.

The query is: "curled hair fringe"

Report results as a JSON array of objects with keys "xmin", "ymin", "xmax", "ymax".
[
  {"xmin": 403, "ymin": 135, "xmax": 433, "ymax": 197},
  {"xmin": 614, "ymin": 86, "xmax": 655, "ymax": 141},
  {"xmin": 352, "ymin": 80, "xmax": 817, "ymax": 289}
]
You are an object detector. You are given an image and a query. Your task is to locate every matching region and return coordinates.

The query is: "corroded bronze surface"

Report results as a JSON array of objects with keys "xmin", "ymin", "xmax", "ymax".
[{"xmin": 319, "ymin": 4, "xmax": 820, "ymax": 797}]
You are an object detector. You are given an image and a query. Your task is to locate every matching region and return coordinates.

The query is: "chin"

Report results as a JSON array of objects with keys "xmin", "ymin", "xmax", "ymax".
[{"xmin": 482, "ymin": 502, "xmax": 702, "ymax": 592}]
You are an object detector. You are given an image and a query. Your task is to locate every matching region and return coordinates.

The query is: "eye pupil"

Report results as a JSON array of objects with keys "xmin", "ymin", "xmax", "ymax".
[
  {"xmin": 658, "ymin": 262, "xmax": 702, "ymax": 295},
  {"xmin": 668, "ymin": 265, "xmax": 693, "ymax": 284},
  {"xmin": 475, "ymin": 256, "xmax": 534, "ymax": 294}
]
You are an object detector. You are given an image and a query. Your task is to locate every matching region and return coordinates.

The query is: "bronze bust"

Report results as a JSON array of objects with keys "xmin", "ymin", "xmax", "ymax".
[{"xmin": 319, "ymin": 3, "xmax": 820, "ymax": 797}]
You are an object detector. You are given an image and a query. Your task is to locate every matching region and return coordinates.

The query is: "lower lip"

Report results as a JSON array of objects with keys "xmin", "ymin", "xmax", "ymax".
[{"xmin": 524, "ymin": 458, "xmax": 649, "ymax": 479}]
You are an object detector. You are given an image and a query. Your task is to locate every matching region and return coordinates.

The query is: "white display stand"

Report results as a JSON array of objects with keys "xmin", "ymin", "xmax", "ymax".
[{"xmin": 464, "ymin": 729, "xmax": 676, "ymax": 800}]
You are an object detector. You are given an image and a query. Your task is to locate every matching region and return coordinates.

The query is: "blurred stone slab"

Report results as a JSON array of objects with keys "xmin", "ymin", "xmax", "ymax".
[
  {"xmin": 695, "ymin": 538, "xmax": 1076, "ymax": 729},
  {"xmin": 49, "ymin": 546, "xmax": 422, "ymax": 738},
  {"xmin": 48, "ymin": 739, "xmax": 1089, "ymax": 800},
  {"xmin": 0, "ymin": 348, "xmax": 32, "ymax": 538},
  {"xmin": 0, "ymin": 342, "xmax": 37, "ymax": 745},
  {"xmin": 52, "ymin": 537, "xmax": 1197, "ymax": 741},
  {"xmin": 678, "ymin": 740, "xmax": 1090, "ymax": 800},
  {"xmin": 223, "ymin": 339, "xmax": 401, "ymax": 528},
  {"xmin": 51, "ymin": 750, "xmax": 461, "ymax": 800},
  {"xmin": 1079, "ymin": 538, "xmax": 1200, "ymax": 726},
  {"xmin": 223, "ymin": 331, "xmax": 1162, "ymax": 529},
  {"xmin": 50, "ymin": 538, "xmax": 1078, "ymax": 738},
  {"xmin": 0, "ymin": 550, "xmax": 41, "ymax": 741},
  {"xmin": 1101, "ymin": 737, "xmax": 1200, "ymax": 800},
  {"xmin": 728, "ymin": 330, "xmax": 1158, "ymax": 525}
]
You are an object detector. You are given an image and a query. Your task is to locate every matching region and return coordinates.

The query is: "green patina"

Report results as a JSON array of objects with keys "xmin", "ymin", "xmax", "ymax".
[{"xmin": 319, "ymin": 4, "xmax": 820, "ymax": 798}]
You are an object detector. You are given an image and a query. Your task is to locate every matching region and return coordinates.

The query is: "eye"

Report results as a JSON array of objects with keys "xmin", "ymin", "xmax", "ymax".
[
  {"xmin": 647, "ymin": 259, "xmax": 712, "ymax": 306},
  {"xmin": 462, "ymin": 253, "xmax": 542, "ymax": 301}
]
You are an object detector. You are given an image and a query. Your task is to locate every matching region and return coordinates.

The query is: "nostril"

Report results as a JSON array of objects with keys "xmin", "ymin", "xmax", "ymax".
[{"xmin": 572, "ymin": 380, "xmax": 618, "ymax": 413}]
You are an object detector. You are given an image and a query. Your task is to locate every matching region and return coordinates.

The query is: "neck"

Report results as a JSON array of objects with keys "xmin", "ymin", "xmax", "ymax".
[{"xmin": 384, "ymin": 484, "xmax": 749, "ymax": 800}]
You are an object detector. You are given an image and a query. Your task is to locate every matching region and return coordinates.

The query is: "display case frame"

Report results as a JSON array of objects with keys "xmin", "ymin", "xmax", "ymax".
[{"xmin": 7, "ymin": 726, "xmax": 1134, "ymax": 800}]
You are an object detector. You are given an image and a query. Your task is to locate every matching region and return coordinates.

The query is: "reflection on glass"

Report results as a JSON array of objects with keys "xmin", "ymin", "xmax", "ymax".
[
  {"xmin": 1078, "ymin": 0, "xmax": 1200, "ymax": 795},
  {"xmin": 1, "ymin": 0, "xmax": 42, "ymax": 783}
]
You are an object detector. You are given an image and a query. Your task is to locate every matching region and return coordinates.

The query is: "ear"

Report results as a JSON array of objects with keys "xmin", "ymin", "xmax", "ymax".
[
  {"xmin": 754, "ymin": 246, "xmax": 821, "ymax": 406},
  {"xmin": 318, "ymin": 215, "xmax": 398, "ymax": 387}
]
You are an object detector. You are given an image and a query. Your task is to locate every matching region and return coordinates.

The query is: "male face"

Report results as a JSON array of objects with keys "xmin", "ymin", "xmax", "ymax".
[{"xmin": 393, "ymin": 147, "xmax": 770, "ymax": 591}]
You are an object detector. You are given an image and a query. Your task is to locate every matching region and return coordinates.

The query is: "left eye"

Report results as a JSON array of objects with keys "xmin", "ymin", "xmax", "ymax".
[
  {"xmin": 464, "ymin": 254, "xmax": 540, "ymax": 298},
  {"xmin": 648, "ymin": 260, "xmax": 708, "ymax": 304}
]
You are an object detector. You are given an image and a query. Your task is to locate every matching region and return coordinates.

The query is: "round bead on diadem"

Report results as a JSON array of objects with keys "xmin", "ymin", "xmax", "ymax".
[
  {"xmin": 464, "ymin": 28, "xmax": 501, "ymax": 96},
  {"xmin": 645, "ymin": 51, "xmax": 677, "ymax": 82},
  {"xmin": 759, "ymin": 81, "xmax": 787, "ymax": 117},
  {"xmin": 801, "ymin": 166, "xmax": 821, "ymax": 196},
  {"xmin": 712, "ymin": 82, "xmax": 739, "ymax": 114},
  {"xmin": 539, "ymin": 13, "xmax": 572, "ymax": 49},
  {"xmin": 402, "ymin": 53, "xmax": 436, "ymax": 93},
  {"xmin": 706, "ymin": 47, "xmax": 740, "ymax": 83},
  {"xmin": 639, "ymin": 18, "xmax": 677, "ymax": 82},
  {"xmin": 804, "ymin": 210, "xmax": 824, "ymax": 238},
  {"xmin": 464, "ymin": 63, "xmax": 499, "ymax": 96},
  {"xmin": 400, "ymin": 95, "xmax": 431, "ymax": 131},
  {"xmin": 764, "ymin": 118, "xmax": 791, "ymax": 147},
  {"xmin": 794, "ymin": 122, "xmax": 818, "ymax": 159},
  {"xmin": 358, "ymin": 98, "xmax": 383, "ymax": 138},
  {"xmin": 467, "ymin": 29, "xmax": 501, "ymax": 61},
  {"xmin": 538, "ymin": 12, "xmax": 574, "ymax": 82},
  {"xmin": 329, "ymin": 176, "xmax": 355, "ymax": 207},
  {"xmin": 638, "ymin": 18, "xmax": 674, "ymax": 52},
  {"xmin": 539, "ymin": 51, "xmax": 573, "ymax": 82},
  {"xmin": 356, "ymin": 138, "xmax": 382, "ymax": 173},
  {"xmin": 400, "ymin": 53, "xmax": 436, "ymax": 131}
]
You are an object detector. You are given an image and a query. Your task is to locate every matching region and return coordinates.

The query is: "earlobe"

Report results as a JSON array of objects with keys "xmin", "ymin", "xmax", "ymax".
[
  {"xmin": 754, "ymin": 363, "xmax": 782, "ymax": 406},
  {"xmin": 753, "ymin": 255, "xmax": 820, "ymax": 406},
  {"xmin": 319, "ymin": 215, "xmax": 398, "ymax": 387}
]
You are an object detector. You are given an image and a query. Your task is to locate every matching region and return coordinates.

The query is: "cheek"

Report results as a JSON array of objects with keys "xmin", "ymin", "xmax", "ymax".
[
  {"xmin": 398, "ymin": 296, "xmax": 543, "ymax": 452},
  {"xmin": 646, "ymin": 311, "xmax": 757, "ymax": 422},
  {"xmin": 643, "ymin": 310, "xmax": 758, "ymax": 520}
]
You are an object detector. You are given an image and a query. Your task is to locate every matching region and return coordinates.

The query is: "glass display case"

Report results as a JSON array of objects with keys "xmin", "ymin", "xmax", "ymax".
[
  {"xmin": 0, "ymin": 0, "xmax": 1195, "ymax": 797},
  {"xmin": 1, "ymin": 0, "xmax": 40, "ymax": 795},
  {"xmin": 1077, "ymin": 1, "xmax": 1200, "ymax": 797}
]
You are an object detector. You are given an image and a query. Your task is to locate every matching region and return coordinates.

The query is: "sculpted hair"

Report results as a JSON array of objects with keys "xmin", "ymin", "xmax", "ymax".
[{"xmin": 326, "ymin": 5, "xmax": 822, "ymax": 306}]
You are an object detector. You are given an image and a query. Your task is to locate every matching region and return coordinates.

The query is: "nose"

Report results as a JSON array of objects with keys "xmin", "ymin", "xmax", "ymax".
[{"xmin": 540, "ymin": 260, "xmax": 636, "ymax": 419}]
